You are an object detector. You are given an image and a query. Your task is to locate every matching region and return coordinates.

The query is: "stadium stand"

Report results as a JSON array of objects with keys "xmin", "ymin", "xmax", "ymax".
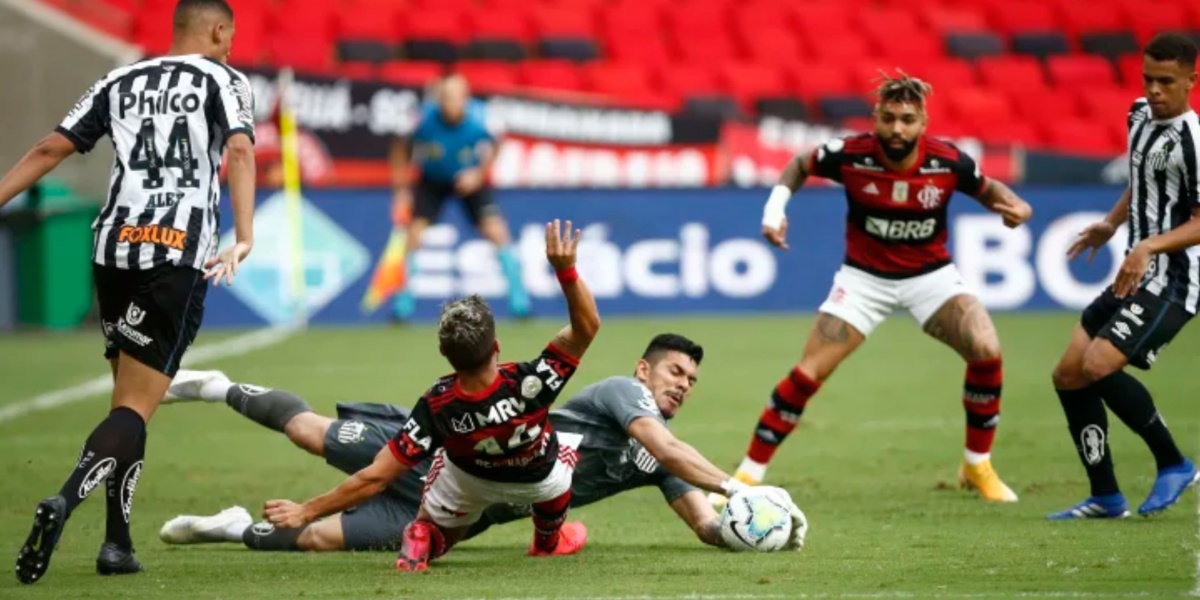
[{"xmin": 35, "ymin": 0, "xmax": 1200, "ymax": 156}]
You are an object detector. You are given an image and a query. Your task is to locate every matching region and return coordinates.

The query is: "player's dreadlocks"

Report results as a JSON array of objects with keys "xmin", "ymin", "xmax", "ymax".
[
  {"xmin": 874, "ymin": 70, "xmax": 934, "ymax": 110},
  {"xmin": 438, "ymin": 295, "xmax": 497, "ymax": 371}
]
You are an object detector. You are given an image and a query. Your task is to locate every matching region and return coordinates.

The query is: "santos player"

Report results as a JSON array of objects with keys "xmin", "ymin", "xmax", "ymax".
[
  {"xmin": 723, "ymin": 72, "xmax": 1034, "ymax": 505},
  {"xmin": 0, "ymin": 0, "xmax": 256, "ymax": 583}
]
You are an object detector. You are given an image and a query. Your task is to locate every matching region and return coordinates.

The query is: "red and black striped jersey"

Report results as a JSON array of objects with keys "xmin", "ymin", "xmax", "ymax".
[
  {"xmin": 809, "ymin": 134, "xmax": 988, "ymax": 279},
  {"xmin": 388, "ymin": 344, "xmax": 579, "ymax": 483}
]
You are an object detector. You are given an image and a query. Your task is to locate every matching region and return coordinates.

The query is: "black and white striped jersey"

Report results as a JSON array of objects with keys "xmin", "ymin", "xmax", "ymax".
[
  {"xmin": 1126, "ymin": 98, "xmax": 1200, "ymax": 314},
  {"xmin": 56, "ymin": 54, "xmax": 255, "ymax": 271}
]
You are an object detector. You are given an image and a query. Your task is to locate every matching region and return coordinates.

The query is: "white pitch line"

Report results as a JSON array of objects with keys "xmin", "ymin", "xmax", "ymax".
[
  {"xmin": 468, "ymin": 592, "xmax": 1160, "ymax": 600},
  {"xmin": 0, "ymin": 325, "xmax": 298, "ymax": 425}
]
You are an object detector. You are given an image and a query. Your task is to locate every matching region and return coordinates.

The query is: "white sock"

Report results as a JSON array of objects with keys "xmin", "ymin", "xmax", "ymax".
[
  {"xmin": 200, "ymin": 378, "xmax": 233, "ymax": 402},
  {"xmin": 223, "ymin": 522, "xmax": 249, "ymax": 543},
  {"xmin": 964, "ymin": 450, "xmax": 990, "ymax": 466},
  {"xmin": 736, "ymin": 457, "xmax": 768, "ymax": 483}
]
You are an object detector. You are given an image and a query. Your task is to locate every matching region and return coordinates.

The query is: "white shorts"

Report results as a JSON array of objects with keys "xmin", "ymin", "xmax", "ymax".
[
  {"xmin": 420, "ymin": 434, "xmax": 581, "ymax": 529},
  {"xmin": 817, "ymin": 264, "xmax": 972, "ymax": 337}
]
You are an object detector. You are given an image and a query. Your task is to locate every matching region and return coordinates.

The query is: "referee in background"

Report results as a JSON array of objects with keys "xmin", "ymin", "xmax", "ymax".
[
  {"xmin": 1048, "ymin": 33, "xmax": 1200, "ymax": 521},
  {"xmin": 388, "ymin": 74, "xmax": 530, "ymax": 322}
]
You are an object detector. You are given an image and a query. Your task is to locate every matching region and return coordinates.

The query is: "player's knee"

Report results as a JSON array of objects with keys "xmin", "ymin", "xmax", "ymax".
[
  {"xmin": 284, "ymin": 414, "xmax": 329, "ymax": 457},
  {"xmin": 1080, "ymin": 348, "xmax": 1120, "ymax": 384},
  {"xmin": 296, "ymin": 522, "xmax": 344, "ymax": 552},
  {"xmin": 971, "ymin": 339, "xmax": 1002, "ymax": 362}
]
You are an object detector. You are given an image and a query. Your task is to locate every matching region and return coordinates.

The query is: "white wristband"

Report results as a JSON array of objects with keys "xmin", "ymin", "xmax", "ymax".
[
  {"xmin": 720, "ymin": 477, "xmax": 749, "ymax": 498},
  {"xmin": 761, "ymin": 185, "xmax": 792, "ymax": 229}
]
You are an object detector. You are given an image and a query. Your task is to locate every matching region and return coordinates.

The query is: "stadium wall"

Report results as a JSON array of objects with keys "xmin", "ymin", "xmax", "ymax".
[
  {"xmin": 202, "ymin": 185, "xmax": 1130, "ymax": 328},
  {"xmin": 0, "ymin": 0, "xmax": 139, "ymax": 202}
]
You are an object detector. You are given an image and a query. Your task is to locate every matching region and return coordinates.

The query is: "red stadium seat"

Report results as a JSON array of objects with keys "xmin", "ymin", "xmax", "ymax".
[
  {"xmin": 600, "ymin": 3, "xmax": 664, "ymax": 38},
  {"xmin": 380, "ymin": 61, "xmax": 444, "ymax": 86},
  {"xmin": 1054, "ymin": 0, "xmax": 1127, "ymax": 37},
  {"xmin": 1013, "ymin": 87, "xmax": 1085, "ymax": 124},
  {"xmin": 1046, "ymin": 55, "xmax": 1118, "ymax": 87},
  {"xmin": 857, "ymin": 7, "xmax": 923, "ymax": 39},
  {"xmin": 671, "ymin": 30, "xmax": 738, "ymax": 63},
  {"xmin": 1123, "ymin": 1, "xmax": 1189, "ymax": 43},
  {"xmin": 336, "ymin": 4, "xmax": 403, "ymax": 42},
  {"xmin": 453, "ymin": 61, "xmax": 518, "ymax": 93},
  {"xmin": 400, "ymin": 9, "xmax": 468, "ymax": 43},
  {"xmin": 921, "ymin": 59, "xmax": 979, "ymax": 90},
  {"xmin": 805, "ymin": 31, "xmax": 875, "ymax": 63},
  {"xmin": 531, "ymin": 7, "xmax": 597, "ymax": 39},
  {"xmin": 868, "ymin": 32, "xmax": 944, "ymax": 65},
  {"xmin": 582, "ymin": 62, "xmax": 653, "ymax": 93},
  {"xmin": 977, "ymin": 120, "xmax": 1045, "ymax": 147},
  {"xmin": 133, "ymin": 5, "xmax": 176, "ymax": 56},
  {"xmin": 793, "ymin": 4, "xmax": 854, "ymax": 38},
  {"xmin": 1079, "ymin": 88, "xmax": 1139, "ymax": 123},
  {"xmin": 465, "ymin": 11, "xmax": 532, "ymax": 43},
  {"xmin": 738, "ymin": 30, "xmax": 806, "ymax": 65},
  {"xmin": 227, "ymin": 5, "xmax": 268, "ymax": 66},
  {"xmin": 977, "ymin": 56, "xmax": 1049, "ymax": 92},
  {"xmin": 1043, "ymin": 117, "xmax": 1123, "ymax": 156},
  {"xmin": 656, "ymin": 64, "xmax": 721, "ymax": 97},
  {"xmin": 921, "ymin": 6, "xmax": 989, "ymax": 34},
  {"xmin": 269, "ymin": 34, "xmax": 336, "ymax": 74},
  {"xmin": 340, "ymin": 61, "xmax": 379, "ymax": 81},
  {"xmin": 666, "ymin": 5, "xmax": 727, "ymax": 37},
  {"xmin": 1117, "ymin": 55, "xmax": 1143, "ymax": 87},
  {"xmin": 788, "ymin": 63, "xmax": 856, "ymax": 99},
  {"xmin": 943, "ymin": 86, "xmax": 1017, "ymax": 123},
  {"xmin": 517, "ymin": 60, "xmax": 583, "ymax": 91},
  {"xmin": 986, "ymin": 1, "xmax": 1059, "ymax": 34},
  {"xmin": 718, "ymin": 64, "xmax": 788, "ymax": 110},
  {"xmin": 269, "ymin": 3, "xmax": 337, "ymax": 42}
]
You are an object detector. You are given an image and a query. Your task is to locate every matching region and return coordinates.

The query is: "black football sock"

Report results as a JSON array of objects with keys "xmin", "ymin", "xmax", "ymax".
[
  {"xmin": 1093, "ymin": 371, "xmax": 1185, "ymax": 471},
  {"xmin": 58, "ymin": 407, "xmax": 147, "ymax": 515},
  {"xmin": 242, "ymin": 523, "xmax": 307, "ymax": 551},
  {"xmin": 225, "ymin": 384, "xmax": 311, "ymax": 433},
  {"xmin": 1056, "ymin": 387, "xmax": 1120, "ymax": 497},
  {"xmin": 104, "ymin": 425, "xmax": 147, "ymax": 551}
]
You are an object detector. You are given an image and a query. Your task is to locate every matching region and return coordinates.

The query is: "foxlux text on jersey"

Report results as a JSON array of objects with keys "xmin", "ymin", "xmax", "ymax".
[{"xmin": 118, "ymin": 90, "xmax": 202, "ymax": 119}]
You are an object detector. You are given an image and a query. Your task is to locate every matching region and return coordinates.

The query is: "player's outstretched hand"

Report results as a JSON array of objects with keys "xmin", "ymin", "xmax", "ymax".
[
  {"xmin": 994, "ymin": 196, "xmax": 1033, "ymax": 229},
  {"xmin": 263, "ymin": 499, "xmax": 308, "ymax": 529},
  {"xmin": 1114, "ymin": 241, "xmax": 1151, "ymax": 298},
  {"xmin": 1067, "ymin": 221, "xmax": 1117, "ymax": 264},
  {"xmin": 545, "ymin": 218, "xmax": 580, "ymax": 271},
  {"xmin": 204, "ymin": 241, "xmax": 253, "ymax": 287},
  {"xmin": 758, "ymin": 486, "xmax": 808, "ymax": 551},
  {"xmin": 762, "ymin": 219, "xmax": 789, "ymax": 250}
]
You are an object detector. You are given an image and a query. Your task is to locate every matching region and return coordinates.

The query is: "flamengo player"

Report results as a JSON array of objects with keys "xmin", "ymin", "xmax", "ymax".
[
  {"xmin": 261, "ymin": 220, "xmax": 599, "ymax": 570},
  {"xmin": 722, "ymin": 73, "xmax": 1034, "ymax": 504},
  {"xmin": 0, "ymin": 0, "xmax": 255, "ymax": 583}
]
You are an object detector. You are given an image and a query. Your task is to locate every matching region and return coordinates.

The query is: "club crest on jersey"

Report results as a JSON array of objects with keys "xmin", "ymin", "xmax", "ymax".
[
  {"xmin": 891, "ymin": 181, "xmax": 909, "ymax": 203},
  {"xmin": 917, "ymin": 183, "xmax": 943, "ymax": 209},
  {"xmin": 521, "ymin": 375, "xmax": 544, "ymax": 399},
  {"xmin": 1146, "ymin": 139, "xmax": 1175, "ymax": 172},
  {"xmin": 450, "ymin": 413, "xmax": 475, "ymax": 434}
]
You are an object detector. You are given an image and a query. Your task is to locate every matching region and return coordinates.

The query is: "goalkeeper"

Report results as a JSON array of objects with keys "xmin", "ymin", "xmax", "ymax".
[{"xmin": 158, "ymin": 334, "xmax": 806, "ymax": 552}]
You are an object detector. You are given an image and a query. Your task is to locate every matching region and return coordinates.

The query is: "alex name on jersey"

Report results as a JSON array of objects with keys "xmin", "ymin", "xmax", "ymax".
[
  {"xmin": 388, "ymin": 344, "xmax": 579, "ymax": 483},
  {"xmin": 57, "ymin": 54, "xmax": 255, "ymax": 271},
  {"xmin": 809, "ymin": 134, "xmax": 987, "ymax": 278}
]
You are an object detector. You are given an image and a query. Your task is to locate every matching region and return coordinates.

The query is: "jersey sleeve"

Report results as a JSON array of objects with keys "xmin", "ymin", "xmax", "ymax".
[
  {"xmin": 512, "ymin": 344, "xmax": 580, "ymax": 409},
  {"xmin": 1182, "ymin": 121, "xmax": 1200, "ymax": 208},
  {"xmin": 657, "ymin": 473, "xmax": 699, "ymax": 503},
  {"xmin": 387, "ymin": 397, "xmax": 439, "ymax": 467},
  {"xmin": 808, "ymin": 137, "xmax": 849, "ymax": 182},
  {"xmin": 56, "ymin": 76, "xmax": 112, "ymax": 154},
  {"xmin": 950, "ymin": 144, "xmax": 988, "ymax": 196},
  {"xmin": 212, "ymin": 70, "xmax": 256, "ymax": 144},
  {"xmin": 593, "ymin": 378, "xmax": 666, "ymax": 431}
]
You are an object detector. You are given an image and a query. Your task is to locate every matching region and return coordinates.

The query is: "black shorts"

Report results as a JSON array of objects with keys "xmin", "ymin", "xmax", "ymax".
[
  {"xmin": 93, "ymin": 263, "xmax": 207, "ymax": 377},
  {"xmin": 1081, "ymin": 286, "xmax": 1193, "ymax": 370},
  {"xmin": 324, "ymin": 402, "xmax": 422, "ymax": 551},
  {"xmin": 412, "ymin": 177, "xmax": 499, "ymax": 227}
]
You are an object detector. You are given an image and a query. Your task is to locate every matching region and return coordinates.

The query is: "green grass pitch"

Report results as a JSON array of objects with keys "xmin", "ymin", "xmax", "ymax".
[{"xmin": 0, "ymin": 313, "xmax": 1195, "ymax": 599}]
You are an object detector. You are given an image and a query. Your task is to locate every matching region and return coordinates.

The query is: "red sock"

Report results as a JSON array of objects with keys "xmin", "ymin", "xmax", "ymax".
[
  {"xmin": 746, "ymin": 367, "xmax": 821, "ymax": 464},
  {"xmin": 964, "ymin": 358, "xmax": 1002, "ymax": 455},
  {"xmin": 531, "ymin": 490, "xmax": 572, "ymax": 552}
]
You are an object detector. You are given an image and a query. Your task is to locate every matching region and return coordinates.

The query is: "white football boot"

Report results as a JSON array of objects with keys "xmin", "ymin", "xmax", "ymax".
[
  {"xmin": 163, "ymin": 369, "xmax": 231, "ymax": 404},
  {"xmin": 159, "ymin": 506, "xmax": 252, "ymax": 544}
]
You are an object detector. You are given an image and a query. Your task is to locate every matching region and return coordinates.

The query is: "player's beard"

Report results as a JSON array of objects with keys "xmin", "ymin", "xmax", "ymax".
[{"xmin": 878, "ymin": 134, "xmax": 917, "ymax": 163}]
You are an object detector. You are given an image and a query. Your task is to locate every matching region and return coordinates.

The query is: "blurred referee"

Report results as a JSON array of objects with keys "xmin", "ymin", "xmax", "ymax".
[
  {"xmin": 1048, "ymin": 33, "xmax": 1200, "ymax": 521},
  {"xmin": 388, "ymin": 74, "xmax": 530, "ymax": 322}
]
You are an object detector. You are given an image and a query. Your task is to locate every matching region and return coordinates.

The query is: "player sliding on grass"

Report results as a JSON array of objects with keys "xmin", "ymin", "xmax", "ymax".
[
  {"xmin": 721, "ymin": 71, "xmax": 1034, "ymax": 506},
  {"xmin": 240, "ymin": 220, "xmax": 596, "ymax": 571},
  {"xmin": 157, "ymin": 334, "xmax": 806, "ymax": 553}
]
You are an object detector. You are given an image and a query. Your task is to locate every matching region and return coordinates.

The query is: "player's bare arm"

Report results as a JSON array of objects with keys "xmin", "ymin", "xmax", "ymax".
[
  {"xmin": 0, "ymin": 132, "xmax": 77, "ymax": 208},
  {"xmin": 389, "ymin": 136, "xmax": 415, "ymax": 206},
  {"xmin": 264, "ymin": 446, "xmax": 409, "ymax": 528},
  {"xmin": 205, "ymin": 132, "xmax": 255, "ymax": 287},
  {"xmin": 668, "ymin": 491, "xmax": 725, "ymax": 548},
  {"xmin": 547, "ymin": 219, "xmax": 601, "ymax": 359},
  {"xmin": 627, "ymin": 417, "xmax": 731, "ymax": 494},
  {"xmin": 760, "ymin": 149, "xmax": 816, "ymax": 249},
  {"xmin": 973, "ymin": 179, "xmax": 1033, "ymax": 229},
  {"xmin": 1115, "ymin": 206, "xmax": 1200, "ymax": 297},
  {"xmin": 922, "ymin": 295, "xmax": 1002, "ymax": 362},
  {"xmin": 1068, "ymin": 187, "xmax": 1130, "ymax": 263}
]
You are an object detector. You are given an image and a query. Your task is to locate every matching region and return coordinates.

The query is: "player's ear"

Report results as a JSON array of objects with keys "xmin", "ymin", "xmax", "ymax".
[{"xmin": 634, "ymin": 359, "xmax": 651, "ymax": 381}]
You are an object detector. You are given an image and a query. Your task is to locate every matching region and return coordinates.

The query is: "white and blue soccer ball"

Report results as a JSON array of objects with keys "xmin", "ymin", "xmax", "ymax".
[{"xmin": 719, "ymin": 487, "xmax": 795, "ymax": 552}]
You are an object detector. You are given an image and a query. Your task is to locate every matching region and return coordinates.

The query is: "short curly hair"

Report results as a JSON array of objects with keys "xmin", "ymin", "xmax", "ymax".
[
  {"xmin": 438, "ymin": 295, "xmax": 496, "ymax": 372},
  {"xmin": 873, "ymin": 69, "xmax": 933, "ymax": 110}
]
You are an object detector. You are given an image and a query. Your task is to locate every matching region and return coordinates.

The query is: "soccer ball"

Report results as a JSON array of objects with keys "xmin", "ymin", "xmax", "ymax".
[{"xmin": 719, "ymin": 487, "xmax": 794, "ymax": 552}]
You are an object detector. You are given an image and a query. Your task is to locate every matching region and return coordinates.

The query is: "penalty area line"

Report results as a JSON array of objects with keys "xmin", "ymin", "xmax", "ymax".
[{"xmin": 0, "ymin": 325, "xmax": 298, "ymax": 425}]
